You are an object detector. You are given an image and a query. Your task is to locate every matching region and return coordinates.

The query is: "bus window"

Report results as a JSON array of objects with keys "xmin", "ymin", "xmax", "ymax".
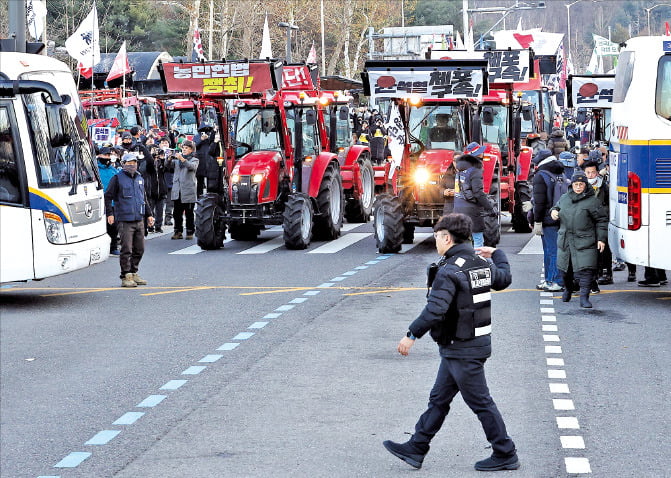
[
  {"xmin": 613, "ymin": 51, "xmax": 635, "ymax": 103},
  {"xmin": 0, "ymin": 106, "xmax": 21, "ymax": 204},
  {"xmin": 24, "ymin": 93, "xmax": 96, "ymax": 187},
  {"xmin": 656, "ymin": 56, "xmax": 671, "ymax": 120}
]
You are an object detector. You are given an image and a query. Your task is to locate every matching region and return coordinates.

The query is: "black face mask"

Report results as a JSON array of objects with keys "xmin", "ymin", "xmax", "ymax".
[{"xmin": 98, "ymin": 156, "xmax": 111, "ymax": 166}]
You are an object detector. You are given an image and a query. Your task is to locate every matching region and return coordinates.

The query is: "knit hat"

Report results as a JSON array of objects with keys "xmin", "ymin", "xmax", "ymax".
[
  {"xmin": 464, "ymin": 142, "xmax": 486, "ymax": 156},
  {"xmin": 532, "ymin": 148, "xmax": 553, "ymax": 166},
  {"xmin": 558, "ymin": 151, "xmax": 576, "ymax": 167},
  {"xmin": 571, "ymin": 171, "xmax": 589, "ymax": 185}
]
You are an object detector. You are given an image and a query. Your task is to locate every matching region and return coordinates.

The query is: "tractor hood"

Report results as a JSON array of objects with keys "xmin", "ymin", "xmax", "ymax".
[
  {"xmin": 233, "ymin": 150, "xmax": 283, "ymax": 176},
  {"xmin": 416, "ymin": 148, "xmax": 455, "ymax": 174}
]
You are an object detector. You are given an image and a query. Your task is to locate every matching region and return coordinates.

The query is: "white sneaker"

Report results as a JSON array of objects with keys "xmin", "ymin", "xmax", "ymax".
[
  {"xmin": 544, "ymin": 282, "xmax": 564, "ymax": 292},
  {"xmin": 536, "ymin": 280, "xmax": 547, "ymax": 290}
]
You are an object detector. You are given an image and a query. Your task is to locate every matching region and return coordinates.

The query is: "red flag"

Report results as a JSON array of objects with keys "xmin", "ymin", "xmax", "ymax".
[
  {"xmin": 666, "ymin": 22, "xmax": 670, "ymax": 36},
  {"xmin": 512, "ymin": 33, "xmax": 534, "ymax": 49},
  {"xmin": 78, "ymin": 62, "xmax": 93, "ymax": 79},
  {"xmin": 193, "ymin": 23, "xmax": 206, "ymax": 61},
  {"xmin": 106, "ymin": 41, "xmax": 131, "ymax": 82}
]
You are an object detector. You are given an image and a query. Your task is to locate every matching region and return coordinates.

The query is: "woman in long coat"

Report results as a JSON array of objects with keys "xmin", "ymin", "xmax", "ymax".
[{"xmin": 550, "ymin": 172, "xmax": 608, "ymax": 308}]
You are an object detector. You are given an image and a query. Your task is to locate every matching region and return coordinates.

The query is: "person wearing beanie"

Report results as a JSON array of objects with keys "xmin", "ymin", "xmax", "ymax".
[
  {"xmin": 550, "ymin": 171, "xmax": 608, "ymax": 308},
  {"xmin": 531, "ymin": 149, "xmax": 567, "ymax": 292},
  {"xmin": 104, "ymin": 154, "xmax": 154, "ymax": 287},
  {"xmin": 97, "ymin": 147, "xmax": 120, "ymax": 255}
]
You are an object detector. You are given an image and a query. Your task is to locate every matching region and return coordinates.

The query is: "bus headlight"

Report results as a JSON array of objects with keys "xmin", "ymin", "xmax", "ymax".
[
  {"xmin": 414, "ymin": 168, "xmax": 430, "ymax": 185},
  {"xmin": 43, "ymin": 211, "xmax": 67, "ymax": 244}
]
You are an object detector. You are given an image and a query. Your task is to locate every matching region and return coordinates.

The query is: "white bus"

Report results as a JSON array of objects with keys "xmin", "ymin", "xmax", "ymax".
[
  {"xmin": 0, "ymin": 51, "xmax": 110, "ymax": 283},
  {"xmin": 609, "ymin": 36, "xmax": 671, "ymax": 270}
]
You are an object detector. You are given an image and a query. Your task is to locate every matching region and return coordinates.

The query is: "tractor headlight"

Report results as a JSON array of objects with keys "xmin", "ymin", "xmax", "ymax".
[
  {"xmin": 43, "ymin": 211, "xmax": 67, "ymax": 244},
  {"xmin": 252, "ymin": 173, "xmax": 264, "ymax": 183},
  {"xmin": 231, "ymin": 173, "xmax": 240, "ymax": 183},
  {"xmin": 414, "ymin": 168, "xmax": 430, "ymax": 185}
]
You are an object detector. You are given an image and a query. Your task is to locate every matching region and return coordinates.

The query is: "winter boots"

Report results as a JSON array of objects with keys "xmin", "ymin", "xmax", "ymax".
[
  {"xmin": 383, "ymin": 440, "xmax": 428, "ymax": 469},
  {"xmin": 132, "ymin": 273, "xmax": 147, "ymax": 285},
  {"xmin": 121, "ymin": 273, "xmax": 137, "ymax": 288}
]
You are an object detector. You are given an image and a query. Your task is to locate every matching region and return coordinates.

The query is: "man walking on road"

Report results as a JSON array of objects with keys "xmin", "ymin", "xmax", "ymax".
[
  {"xmin": 383, "ymin": 213, "xmax": 519, "ymax": 472},
  {"xmin": 104, "ymin": 153, "xmax": 154, "ymax": 287}
]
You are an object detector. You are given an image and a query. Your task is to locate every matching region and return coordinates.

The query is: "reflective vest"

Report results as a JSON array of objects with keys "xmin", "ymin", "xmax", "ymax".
[{"xmin": 429, "ymin": 252, "xmax": 493, "ymax": 344}]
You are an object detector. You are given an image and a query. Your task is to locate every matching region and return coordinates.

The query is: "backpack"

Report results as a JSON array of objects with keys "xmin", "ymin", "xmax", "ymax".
[{"xmin": 527, "ymin": 170, "xmax": 570, "ymax": 225}]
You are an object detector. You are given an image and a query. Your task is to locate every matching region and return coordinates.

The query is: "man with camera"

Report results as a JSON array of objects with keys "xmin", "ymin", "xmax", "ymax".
[
  {"xmin": 169, "ymin": 140, "xmax": 199, "ymax": 240},
  {"xmin": 383, "ymin": 213, "xmax": 519, "ymax": 472}
]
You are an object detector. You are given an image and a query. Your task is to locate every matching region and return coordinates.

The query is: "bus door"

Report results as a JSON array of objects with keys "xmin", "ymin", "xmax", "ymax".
[{"xmin": 0, "ymin": 101, "xmax": 34, "ymax": 282}]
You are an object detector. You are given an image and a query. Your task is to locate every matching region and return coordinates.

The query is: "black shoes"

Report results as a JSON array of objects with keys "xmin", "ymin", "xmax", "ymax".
[
  {"xmin": 638, "ymin": 279, "xmax": 661, "ymax": 287},
  {"xmin": 597, "ymin": 275, "xmax": 613, "ymax": 285},
  {"xmin": 562, "ymin": 288, "xmax": 572, "ymax": 302},
  {"xmin": 580, "ymin": 294, "xmax": 593, "ymax": 308},
  {"xmin": 155, "ymin": 227, "xmax": 163, "ymax": 233},
  {"xmin": 627, "ymin": 272, "xmax": 636, "ymax": 282},
  {"xmin": 383, "ymin": 440, "xmax": 427, "ymax": 469},
  {"xmin": 474, "ymin": 453, "xmax": 520, "ymax": 471}
]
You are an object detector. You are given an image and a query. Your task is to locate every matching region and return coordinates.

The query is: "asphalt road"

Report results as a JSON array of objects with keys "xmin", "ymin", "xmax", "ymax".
[{"xmin": 1, "ymin": 221, "xmax": 669, "ymax": 478}]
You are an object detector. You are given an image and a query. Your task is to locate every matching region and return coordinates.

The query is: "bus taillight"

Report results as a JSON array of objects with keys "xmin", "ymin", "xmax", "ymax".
[{"xmin": 627, "ymin": 171, "xmax": 641, "ymax": 230}]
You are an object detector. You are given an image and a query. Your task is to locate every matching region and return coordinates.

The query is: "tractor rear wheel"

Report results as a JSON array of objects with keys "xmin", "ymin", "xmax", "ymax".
[
  {"xmin": 344, "ymin": 158, "xmax": 374, "ymax": 223},
  {"xmin": 373, "ymin": 194, "xmax": 403, "ymax": 253},
  {"xmin": 283, "ymin": 193, "xmax": 313, "ymax": 250},
  {"xmin": 229, "ymin": 223, "xmax": 261, "ymax": 241},
  {"xmin": 313, "ymin": 162, "xmax": 344, "ymax": 240},
  {"xmin": 195, "ymin": 194, "xmax": 226, "ymax": 250}
]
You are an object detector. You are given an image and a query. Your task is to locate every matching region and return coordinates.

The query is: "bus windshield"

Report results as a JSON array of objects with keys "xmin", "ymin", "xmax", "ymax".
[
  {"xmin": 24, "ymin": 93, "xmax": 96, "ymax": 188},
  {"xmin": 656, "ymin": 55, "xmax": 671, "ymax": 120},
  {"xmin": 99, "ymin": 105, "xmax": 139, "ymax": 128},
  {"xmin": 234, "ymin": 108, "xmax": 281, "ymax": 151},
  {"xmin": 408, "ymin": 104, "xmax": 463, "ymax": 152},
  {"xmin": 168, "ymin": 109, "xmax": 197, "ymax": 136}
]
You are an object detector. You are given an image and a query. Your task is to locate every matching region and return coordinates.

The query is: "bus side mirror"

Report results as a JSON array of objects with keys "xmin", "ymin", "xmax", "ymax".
[
  {"xmin": 305, "ymin": 109, "xmax": 317, "ymax": 125},
  {"xmin": 45, "ymin": 104, "xmax": 70, "ymax": 147},
  {"xmin": 338, "ymin": 105, "xmax": 349, "ymax": 121},
  {"xmin": 142, "ymin": 104, "xmax": 153, "ymax": 117}
]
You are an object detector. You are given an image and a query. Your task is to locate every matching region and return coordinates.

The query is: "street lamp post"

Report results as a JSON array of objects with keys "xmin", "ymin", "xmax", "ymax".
[
  {"xmin": 565, "ymin": 0, "xmax": 583, "ymax": 67},
  {"xmin": 645, "ymin": 4, "xmax": 671, "ymax": 34},
  {"xmin": 278, "ymin": 22, "xmax": 299, "ymax": 63}
]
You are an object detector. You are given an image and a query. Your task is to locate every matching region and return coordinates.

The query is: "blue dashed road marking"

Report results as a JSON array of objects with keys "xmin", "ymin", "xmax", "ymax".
[
  {"xmin": 182, "ymin": 366, "xmax": 207, "ymax": 375},
  {"xmin": 249, "ymin": 321, "xmax": 268, "ymax": 329},
  {"xmin": 232, "ymin": 332, "xmax": 255, "ymax": 340},
  {"xmin": 53, "ymin": 452, "xmax": 91, "ymax": 468},
  {"xmin": 288, "ymin": 297, "xmax": 307, "ymax": 304},
  {"xmin": 263, "ymin": 312, "xmax": 282, "ymax": 319},
  {"xmin": 198, "ymin": 354, "xmax": 223, "ymax": 363},
  {"xmin": 113, "ymin": 412, "xmax": 144, "ymax": 425},
  {"xmin": 85, "ymin": 430, "xmax": 120, "ymax": 445},
  {"xmin": 217, "ymin": 343, "xmax": 239, "ymax": 351},
  {"xmin": 275, "ymin": 304, "xmax": 294, "ymax": 311},
  {"xmin": 136, "ymin": 395, "xmax": 167, "ymax": 407},
  {"xmin": 160, "ymin": 380, "xmax": 187, "ymax": 390}
]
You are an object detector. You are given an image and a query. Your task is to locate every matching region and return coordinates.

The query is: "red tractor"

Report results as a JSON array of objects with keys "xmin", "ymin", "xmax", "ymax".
[
  {"xmin": 362, "ymin": 59, "xmax": 490, "ymax": 253},
  {"xmin": 160, "ymin": 60, "xmax": 366, "ymax": 250}
]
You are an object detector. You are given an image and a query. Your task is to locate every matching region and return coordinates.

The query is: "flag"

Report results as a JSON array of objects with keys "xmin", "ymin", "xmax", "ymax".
[
  {"xmin": 465, "ymin": 23, "xmax": 475, "ymax": 52},
  {"xmin": 592, "ymin": 34, "xmax": 619, "ymax": 56},
  {"xmin": 516, "ymin": 17, "xmax": 523, "ymax": 32},
  {"xmin": 26, "ymin": 0, "xmax": 47, "ymax": 40},
  {"xmin": 306, "ymin": 42, "xmax": 317, "ymax": 63},
  {"xmin": 556, "ymin": 41, "xmax": 566, "ymax": 89},
  {"xmin": 77, "ymin": 62, "xmax": 93, "ymax": 79},
  {"xmin": 493, "ymin": 29, "xmax": 563, "ymax": 56},
  {"xmin": 260, "ymin": 13, "xmax": 272, "ymax": 59},
  {"xmin": 106, "ymin": 41, "xmax": 131, "ymax": 82},
  {"xmin": 65, "ymin": 3, "xmax": 100, "ymax": 70},
  {"xmin": 455, "ymin": 31, "xmax": 464, "ymax": 50},
  {"xmin": 586, "ymin": 48, "xmax": 599, "ymax": 74},
  {"xmin": 192, "ymin": 21, "xmax": 206, "ymax": 61}
]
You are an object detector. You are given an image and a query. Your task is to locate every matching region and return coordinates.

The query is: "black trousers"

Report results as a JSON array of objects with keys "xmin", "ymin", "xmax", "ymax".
[
  {"xmin": 411, "ymin": 356, "xmax": 516, "ymax": 458},
  {"xmin": 118, "ymin": 220, "xmax": 145, "ymax": 278},
  {"xmin": 173, "ymin": 197, "xmax": 195, "ymax": 234}
]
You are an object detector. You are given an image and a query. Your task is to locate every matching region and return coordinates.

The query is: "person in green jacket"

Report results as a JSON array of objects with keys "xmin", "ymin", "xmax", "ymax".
[{"xmin": 550, "ymin": 172, "xmax": 608, "ymax": 308}]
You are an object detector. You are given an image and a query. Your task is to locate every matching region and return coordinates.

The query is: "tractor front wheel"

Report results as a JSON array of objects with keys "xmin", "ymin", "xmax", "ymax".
[
  {"xmin": 313, "ymin": 162, "xmax": 344, "ymax": 240},
  {"xmin": 195, "ymin": 194, "xmax": 226, "ymax": 250},
  {"xmin": 373, "ymin": 194, "xmax": 403, "ymax": 253},
  {"xmin": 283, "ymin": 193, "xmax": 314, "ymax": 250}
]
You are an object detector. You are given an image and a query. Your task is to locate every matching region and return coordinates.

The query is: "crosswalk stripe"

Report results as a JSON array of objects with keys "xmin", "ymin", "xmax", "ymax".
[
  {"xmin": 399, "ymin": 233, "xmax": 433, "ymax": 253},
  {"xmin": 169, "ymin": 244, "xmax": 205, "ymax": 255},
  {"xmin": 519, "ymin": 234, "xmax": 542, "ymax": 255},
  {"xmin": 308, "ymin": 233, "xmax": 371, "ymax": 254},
  {"xmin": 237, "ymin": 235, "xmax": 285, "ymax": 254}
]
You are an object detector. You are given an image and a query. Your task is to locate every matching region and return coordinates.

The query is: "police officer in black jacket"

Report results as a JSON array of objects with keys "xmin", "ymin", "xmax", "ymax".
[{"xmin": 383, "ymin": 213, "xmax": 519, "ymax": 472}]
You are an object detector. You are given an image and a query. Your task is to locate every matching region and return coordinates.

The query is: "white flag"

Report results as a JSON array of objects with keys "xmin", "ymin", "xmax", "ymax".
[
  {"xmin": 65, "ymin": 4, "xmax": 100, "ymax": 69},
  {"xmin": 27, "ymin": 0, "xmax": 47, "ymax": 40},
  {"xmin": 455, "ymin": 31, "xmax": 464, "ymax": 50},
  {"xmin": 260, "ymin": 13, "xmax": 272, "ymax": 59},
  {"xmin": 592, "ymin": 34, "xmax": 619, "ymax": 56},
  {"xmin": 306, "ymin": 42, "xmax": 317, "ymax": 63},
  {"xmin": 586, "ymin": 48, "xmax": 599, "ymax": 74}
]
